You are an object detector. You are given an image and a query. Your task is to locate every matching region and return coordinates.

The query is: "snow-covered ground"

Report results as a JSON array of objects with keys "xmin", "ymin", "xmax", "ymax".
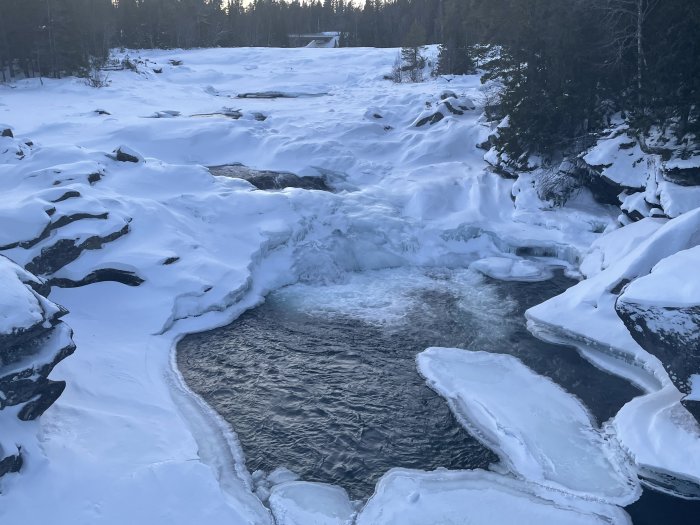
[{"xmin": 0, "ymin": 46, "xmax": 698, "ymax": 523}]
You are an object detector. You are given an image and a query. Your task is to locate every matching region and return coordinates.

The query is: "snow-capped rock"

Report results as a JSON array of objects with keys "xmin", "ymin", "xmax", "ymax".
[
  {"xmin": 0, "ymin": 256, "xmax": 75, "ymax": 476},
  {"xmin": 616, "ymin": 245, "xmax": 700, "ymax": 421}
]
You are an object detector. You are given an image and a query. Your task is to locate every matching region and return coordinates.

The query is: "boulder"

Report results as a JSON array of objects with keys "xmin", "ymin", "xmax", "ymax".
[
  {"xmin": 615, "ymin": 245, "xmax": 700, "ymax": 421},
  {"xmin": 0, "ymin": 256, "xmax": 76, "ymax": 477}
]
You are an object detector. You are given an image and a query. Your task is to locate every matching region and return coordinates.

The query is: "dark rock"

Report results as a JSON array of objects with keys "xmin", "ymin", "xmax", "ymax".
[
  {"xmin": 26, "ymin": 221, "xmax": 130, "ymax": 276},
  {"xmin": 682, "ymin": 398, "xmax": 700, "ymax": 422},
  {"xmin": 168, "ymin": 59, "xmax": 183, "ymax": 66},
  {"xmin": 88, "ymin": 172, "xmax": 102, "ymax": 184},
  {"xmin": 664, "ymin": 166, "xmax": 700, "ymax": 187},
  {"xmin": 163, "ymin": 256, "xmax": 180, "ymax": 265},
  {"xmin": 48, "ymin": 268, "xmax": 144, "ymax": 288},
  {"xmin": 574, "ymin": 159, "xmax": 625, "ymax": 206},
  {"xmin": 616, "ymin": 299, "xmax": 700, "ymax": 401},
  {"xmin": 17, "ymin": 380, "xmax": 66, "ymax": 421},
  {"xmin": 153, "ymin": 68, "xmax": 163, "ymax": 74},
  {"xmin": 609, "ymin": 279, "xmax": 631, "ymax": 295},
  {"xmin": 236, "ymin": 91, "xmax": 327, "ymax": 99},
  {"xmin": 252, "ymin": 112, "xmax": 267, "ymax": 122},
  {"xmin": 416, "ymin": 112, "xmax": 445, "ymax": 127},
  {"xmin": 373, "ymin": 113, "xmax": 383, "ymax": 119},
  {"xmin": 443, "ymin": 100, "xmax": 464, "ymax": 116},
  {"xmin": 1, "ymin": 128, "xmax": 13, "ymax": 138},
  {"xmin": 0, "ymin": 447, "xmax": 22, "ymax": 477},
  {"xmin": 209, "ymin": 165, "xmax": 331, "ymax": 192},
  {"xmin": 51, "ymin": 190, "xmax": 82, "ymax": 203},
  {"xmin": 113, "ymin": 147, "xmax": 141, "ymax": 163},
  {"xmin": 94, "ymin": 109, "xmax": 111, "ymax": 116}
]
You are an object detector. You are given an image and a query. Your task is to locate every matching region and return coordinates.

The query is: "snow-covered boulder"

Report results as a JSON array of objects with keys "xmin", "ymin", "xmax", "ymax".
[
  {"xmin": 414, "ymin": 92, "xmax": 475, "ymax": 127},
  {"xmin": 615, "ymin": 245, "xmax": 700, "ymax": 421},
  {"xmin": 209, "ymin": 164, "xmax": 331, "ymax": 191},
  {"xmin": 0, "ymin": 256, "xmax": 75, "ymax": 476},
  {"xmin": 527, "ymin": 209, "xmax": 700, "ymax": 494},
  {"xmin": 111, "ymin": 145, "xmax": 144, "ymax": 163}
]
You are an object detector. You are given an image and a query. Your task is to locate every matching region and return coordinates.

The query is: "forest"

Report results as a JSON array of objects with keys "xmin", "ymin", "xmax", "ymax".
[{"xmin": 1, "ymin": 0, "xmax": 698, "ymax": 167}]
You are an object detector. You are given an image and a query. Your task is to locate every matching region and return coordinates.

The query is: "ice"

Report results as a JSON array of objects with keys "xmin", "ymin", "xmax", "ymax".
[
  {"xmin": 527, "ymin": 209, "xmax": 700, "ymax": 491},
  {"xmin": 417, "ymin": 347, "xmax": 640, "ymax": 505},
  {"xmin": 356, "ymin": 468, "xmax": 632, "ymax": 525},
  {"xmin": 268, "ymin": 481, "xmax": 356, "ymax": 525},
  {"xmin": 469, "ymin": 256, "xmax": 554, "ymax": 282}
]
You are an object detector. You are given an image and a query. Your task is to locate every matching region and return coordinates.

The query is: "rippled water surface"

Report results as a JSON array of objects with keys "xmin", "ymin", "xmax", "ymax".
[{"xmin": 178, "ymin": 268, "xmax": 646, "ymax": 499}]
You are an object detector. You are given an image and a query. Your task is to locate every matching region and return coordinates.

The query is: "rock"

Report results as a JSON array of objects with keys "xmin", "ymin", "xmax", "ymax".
[
  {"xmin": 415, "ymin": 112, "xmax": 444, "ymax": 127},
  {"xmin": 48, "ymin": 268, "xmax": 144, "ymax": 288},
  {"xmin": 26, "ymin": 221, "xmax": 131, "ymax": 277},
  {"xmin": 0, "ymin": 446, "xmax": 22, "ymax": 477},
  {"xmin": 615, "ymin": 246, "xmax": 700, "ymax": 422},
  {"xmin": 664, "ymin": 166, "xmax": 700, "ymax": 187},
  {"xmin": 17, "ymin": 380, "xmax": 66, "ymax": 421},
  {"xmin": 1, "ymin": 127, "xmax": 13, "ymax": 138},
  {"xmin": 111, "ymin": 146, "xmax": 143, "ymax": 163},
  {"xmin": 0, "ymin": 257, "xmax": 76, "ymax": 477},
  {"xmin": 209, "ymin": 164, "xmax": 331, "ymax": 192},
  {"xmin": 616, "ymin": 299, "xmax": 700, "ymax": 394}
]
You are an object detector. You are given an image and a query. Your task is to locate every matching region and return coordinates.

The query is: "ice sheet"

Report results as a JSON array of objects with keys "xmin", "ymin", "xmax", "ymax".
[{"xmin": 418, "ymin": 347, "xmax": 640, "ymax": 505}]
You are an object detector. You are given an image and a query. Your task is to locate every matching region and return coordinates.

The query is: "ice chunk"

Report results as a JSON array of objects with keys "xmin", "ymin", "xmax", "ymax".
[
  {"xmin": 469, "ymin": 256, "xmax": 554, "ymax": 282},
  {"xmin": 268, "ymin": 481, "xmax": 355, "ymax": 525},
  {"xmin": 356, "ymin": 468, "xmax": 632, "ymax": 525},
  {"xmin": 417, "ymin": 348, "xmax": 640, "ymax": 505}
]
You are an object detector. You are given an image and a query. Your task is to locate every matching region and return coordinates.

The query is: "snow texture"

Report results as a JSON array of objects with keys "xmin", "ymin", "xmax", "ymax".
[{"xmin": 356, "ymin": 468, "xmax": 632, "ymax": 525}]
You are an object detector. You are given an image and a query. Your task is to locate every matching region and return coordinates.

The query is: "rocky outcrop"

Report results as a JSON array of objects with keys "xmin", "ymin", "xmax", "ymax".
[
  {"xmin": 615, "ymin": 245, "xmax": 700, "ymax": 422},
  {"xmin": 414, "ymin": 91, "xmax": 475, "ymax": 128},
  {"xmin": 0, "ymin": 256, "xmax": 75, "ymax": 477}
]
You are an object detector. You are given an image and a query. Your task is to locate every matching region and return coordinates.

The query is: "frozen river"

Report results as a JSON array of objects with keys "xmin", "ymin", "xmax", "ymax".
[{"xmin": 178, "ymin": 268, "xmax": 648, "ymax": 499}]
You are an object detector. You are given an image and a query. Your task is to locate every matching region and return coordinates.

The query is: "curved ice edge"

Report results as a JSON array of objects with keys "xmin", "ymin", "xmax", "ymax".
[
  {"xmin": 416, "ymin": 348, "xmax": 641, "ymax": 507},
  {"xmin": 525, "ymin": 317, "xmax": 664, "ymax": 394},
  {"xmin": 162, "ymin": 247, "xmax": 298, "ymax": 524},
  {"xmin": 526, "ymin": 318, "xmax": 700, "ymax": 499},
  {"xmin": 356, "ymin": 468, "xmax": 632, "ymax": 525}
]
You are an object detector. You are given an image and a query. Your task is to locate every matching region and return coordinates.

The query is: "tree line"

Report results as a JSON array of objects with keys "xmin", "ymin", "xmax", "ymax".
[{"xmin": 0, "ymin": 0, "xmax": 697, "ymax": 162}]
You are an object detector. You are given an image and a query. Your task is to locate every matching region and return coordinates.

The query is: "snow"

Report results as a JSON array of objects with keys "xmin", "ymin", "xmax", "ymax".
[
  {"xmin": 582, "ymin": 128, "xmax": 648, "ymax": 189},
  {"xmin": 417, "ymin": 348, "xmax": 640, "ymax": 505},
  {"xmin": 527, "ymin": 209, "xmax": 700, "ymax": 491},
  {"xmin": 0, "ymin": 256, "xmax": 57, "ymax": 335},
  {"xmin": 268, "ymin": 482, "xmax": 356, "ymax": 525},
  {"xmin": 579, "ymin": 218, "xmax": 665, "ymax": 278},
  {"xmin": 356, "ymin": 468, "xmax": 632, "ymax": 525},
  {"xmin": 0, "ymin": 45, "xmax": 698, "ymax": 523},
  {"xmin": 620, "ymin": 245, "xmax": 700, "ymax": 307}
]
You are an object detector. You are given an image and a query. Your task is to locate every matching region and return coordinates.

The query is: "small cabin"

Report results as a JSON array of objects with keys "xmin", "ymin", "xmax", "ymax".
[{"xmin": 288, "ymin": 32, "xmax": 340, "ymax": 48}]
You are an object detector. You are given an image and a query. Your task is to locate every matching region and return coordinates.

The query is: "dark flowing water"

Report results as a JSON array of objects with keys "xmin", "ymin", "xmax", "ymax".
[{"xmin": 178, "ymin": 268, "xmax": 648, "ymax": 500}]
